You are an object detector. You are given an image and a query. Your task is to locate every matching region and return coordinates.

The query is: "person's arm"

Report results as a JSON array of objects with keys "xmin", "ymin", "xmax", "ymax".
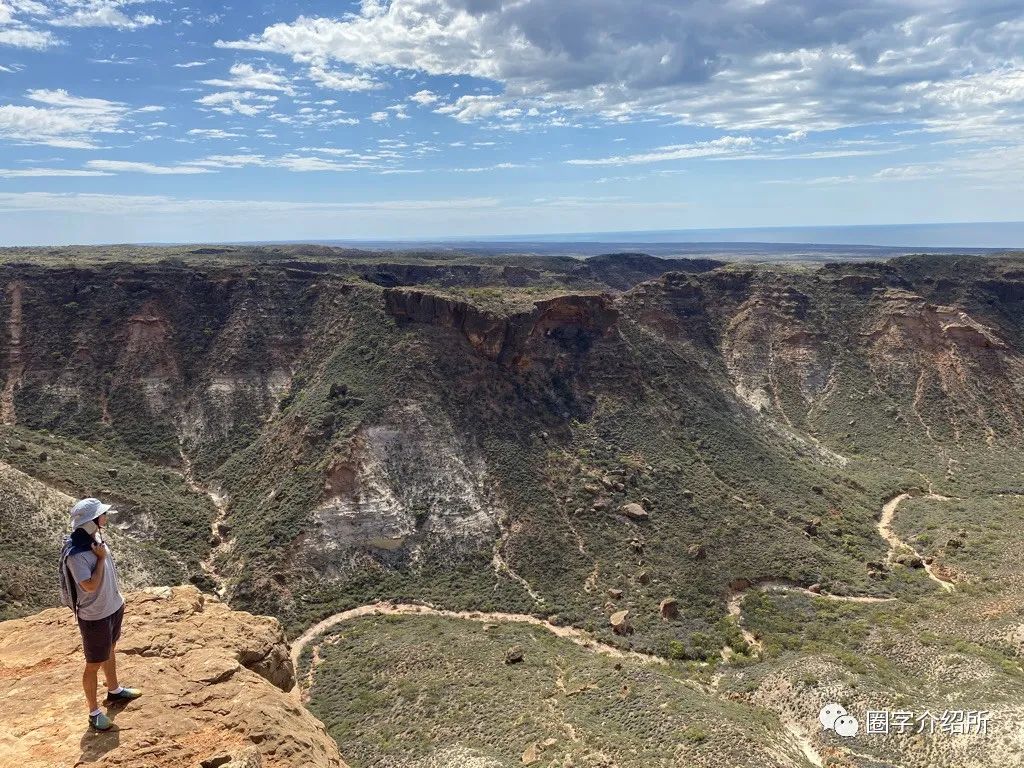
[{"xmin": 75, "ymin": 544, "xmax": 108, "ymax": 594}]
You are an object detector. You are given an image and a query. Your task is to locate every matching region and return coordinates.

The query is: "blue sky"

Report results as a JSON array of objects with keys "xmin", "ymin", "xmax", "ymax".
[{"xmin": 1, "ymin": 0, "xmax": 1023, "ymax": 244}]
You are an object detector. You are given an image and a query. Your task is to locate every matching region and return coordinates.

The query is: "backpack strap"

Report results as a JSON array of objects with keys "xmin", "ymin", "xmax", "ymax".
[{"xmin": 59, "ymin": 540, "xmax": 91, "ymax": 617}]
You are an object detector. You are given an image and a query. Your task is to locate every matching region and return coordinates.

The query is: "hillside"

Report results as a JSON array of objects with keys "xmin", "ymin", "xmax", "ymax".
[{"xmin": 2, "ymin": 247, "xmax": 1024, "ymax": 766}]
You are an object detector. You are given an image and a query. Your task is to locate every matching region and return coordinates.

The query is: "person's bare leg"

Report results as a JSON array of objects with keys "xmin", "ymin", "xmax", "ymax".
[
  {"xmin": 102, "ymin": 644, "xmax": 119, "ymax": 693},
  {"xmin": 83, "ymin": 662, "xmax": 102, "ymax": 712}
]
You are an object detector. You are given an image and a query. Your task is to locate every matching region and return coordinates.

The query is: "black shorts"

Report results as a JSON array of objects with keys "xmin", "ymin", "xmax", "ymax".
[{"xmin": 78, "ymin": 603, "xmax": 125, "ymax": 663}]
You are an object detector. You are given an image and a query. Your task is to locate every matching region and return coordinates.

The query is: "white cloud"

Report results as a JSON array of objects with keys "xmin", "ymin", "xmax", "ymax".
[
  {"xmin": 0, "ymin": 0, "xmax": 56, "ymax": 48},
  {"xmin": 0, "ymin": 191, "xmax": 501, "ymax": 216},
  {"xmin": 174, "ymin": 60, "xmax": 209, "ymax": 68},
  {"xmin": 409, "ymin": 89, "xmax": 438, "ymax": 106},
  {"xmin": 307, "ymin": 64, "xmax": 381, "ymax": 92},
  {"xmin": 50, "ymin": 1, "xmax": 160, "ymax": 30},
  {"xmin": 190, "ymin": 154, "xmax": 266, "ymax": 168},
  {"xmin": 434, "ymin": 94, "xmax": 505, "ymax": 123},
  {"xmin": 566, "ymin": 136, "xmax": 756, "ymax": 166},
  {"xmin": 0, "ymin": 25, "xmax": 56, "ymax": 48},
  {"xmin": 187, "ymin": 128, "xmax": 242, "ymax": 139},
  {"xmin": 85, "ymin": 159, "xmax": 214, "ymax": 174},
  {"xmin": 369, "ymin": 110, "xmax": 388, "ymax": 122},
  {"xmin": 195, "ymin": 90, "xmax": 278, "ymax": 116},
  {"xmin": 450, "ymin": 161, "xmax": 527, "ymax": 173},
  {"xmin": 0, "ymin": 166, "xmax": 113, "ymax": 177},
  {"xmin": 0, "ymin": 88, "xmax": 129, "ymax": 148},
  {"xmin": 202, "ymin": 63, "xmax": 294, "ymax": 94},
  {"xmin": 216, "ymin": 1, "xmax": 1024, "ymax": 137}
]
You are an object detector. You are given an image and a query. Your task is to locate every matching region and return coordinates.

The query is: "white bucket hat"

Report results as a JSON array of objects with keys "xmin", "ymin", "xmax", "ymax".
[{"xmin": 69, "ymin": 498, "xmax": 117, "ymax": 530}]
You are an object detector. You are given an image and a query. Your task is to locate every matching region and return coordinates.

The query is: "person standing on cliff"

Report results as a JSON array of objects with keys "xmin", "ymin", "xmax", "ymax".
[{"xmin": 59, "ymin": 498, "xmax": 142, "ymax": 731}]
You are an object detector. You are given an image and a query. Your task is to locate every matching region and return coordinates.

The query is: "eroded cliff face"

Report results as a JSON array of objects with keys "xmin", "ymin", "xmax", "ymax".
[
  {"xmin": 0, "ymin": 265, "xmax": 316, "ymax": 469},
  {"xmin": 0, "ymin": 586, "xmax": 346, "ymax": 768},
  {"xmin": 306, "ymin": 404, "xmax": 500, "ymax": 572},
  {"xmin": 622, "ymin": 260, "xmax": 1024, "ymax": 451},
  {"xmin": 382, "ymin": 288, "xmax": 619, "ymax": 369}
]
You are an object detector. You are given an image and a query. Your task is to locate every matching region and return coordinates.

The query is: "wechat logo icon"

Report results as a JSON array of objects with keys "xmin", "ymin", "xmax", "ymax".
[{"xmin": 820, "ymin": 703, "xmax": 859, "ymax": 737}]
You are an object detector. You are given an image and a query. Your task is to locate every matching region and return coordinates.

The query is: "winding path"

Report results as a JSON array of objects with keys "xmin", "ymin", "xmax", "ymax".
[
  {"xmin": 290, "ymin": 490, "xmax": 958, "ymax": 707},
  {"xmin": 289, "ymin": 602, "xmax": 665, "ymax": 700},
  {"xmin": 725, "ymin": 580, "xmax": 896, "ymax": 656},
  {"xmin": 878, "ymin": 492, "xmax": 956, "ymax": 592},
  {"xmin": 179, "ymin": 449, "xmax": 231, "ymax": 599}
]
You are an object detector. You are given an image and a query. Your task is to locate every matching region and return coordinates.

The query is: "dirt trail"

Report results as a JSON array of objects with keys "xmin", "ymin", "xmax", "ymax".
[
  {"xmin": 1, "ymin": 281, "xmax": 24, "ymax": 426},
  {"xmin": 491, "ymin": 515, "xmax": 545, "ymax": 604},
  {"xmin": 290, "ymin": 602, "xmax": 664, "ymax": 699},
  {"xmin": 725, "ymin": 580, "xmax": 895, "ymax": 657},
  {"xmin": 878, "ymin": 492, "xmax": 956, "ymax": 592},
  {"xmin": 179, "ymin": 448, "xmax": 231, "ymax": 599}
]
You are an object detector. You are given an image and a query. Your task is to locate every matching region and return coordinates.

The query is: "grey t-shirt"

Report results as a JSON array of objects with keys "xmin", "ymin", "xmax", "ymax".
[{"xmin": 67, "ymin": 541, "xmax": 125, "ymax": 621}]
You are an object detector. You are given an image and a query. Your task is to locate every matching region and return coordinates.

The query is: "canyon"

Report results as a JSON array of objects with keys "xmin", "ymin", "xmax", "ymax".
[{"xmin": 2, "ymin": 246, "xmax": 1023, "ymax": 767}]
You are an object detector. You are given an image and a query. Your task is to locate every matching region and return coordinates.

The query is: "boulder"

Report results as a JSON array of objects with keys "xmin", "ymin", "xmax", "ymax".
[
  {"xmin": 687, "ymin": 543, "xmax": 706, "ymax": 560},
  {"xmin": 636, "ymin": 570, "xmax": 651, "ymax": 585},
  {"xmin": 610, "ymin": 610, "xmax": 631, "ymax": 635},
  {"xmin": 505, "ymin": 645, "xmax": 525, "ymax": 664},
  {"xmin": 659, "ymin": 597, "xmax": 679, "ymax": 620},
  {"xmin": 607, "ymin": 588, "xmax": 624, "ymax": 599},
  {"xmin": 620, "ymin": 502, "xmax": 649, "ymax": 521}
]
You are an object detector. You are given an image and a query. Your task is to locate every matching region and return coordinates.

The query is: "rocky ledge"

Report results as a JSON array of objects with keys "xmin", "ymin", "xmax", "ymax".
[{"xmin": 0, "ymin": 586, "xmax": 346, "ymax": 768}]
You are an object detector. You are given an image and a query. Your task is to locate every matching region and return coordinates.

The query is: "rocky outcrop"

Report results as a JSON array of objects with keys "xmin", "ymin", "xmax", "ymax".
[
  {"xmin": 383, "ymin": 289, "xmax": 618, "ymax": 368},
  {"xmin": 0, "ymin": 586, "xmax": 346, "ymax": 768}
]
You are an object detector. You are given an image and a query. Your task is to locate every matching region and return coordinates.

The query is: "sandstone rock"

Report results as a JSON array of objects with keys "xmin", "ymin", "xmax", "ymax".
[
  {"xmin": 807, "ymin": 583, "xmax": 822, "ymax": 594},
  {"xmin": 0, "ymin": 586, "xmax": 346, "ymax": 768},
  {"xmin": 607, "ymin": 588, "xmax": 623, "ymax": 599},
  {"xmin": 659, "ymin": 597, "xmax": 679, "ymax": 620},
  {"xmin": 636, "ymin": 570, "xmax": 651, "ymax": 585},
  {"xmin": 687, "ymin": 543, "xmax": 706, "ymax": 560},
  {"xmin": 610, "ymin": 610, "xmax": 631, "ymax": 635},
  {"xmin": 505, "ymin": 645, "xmax": 525, "ymax": 664},
  {"xmin": 620, "ymin": 502, "xmax": 648, "ymax": 521},
  {"xmin": 522, "ymin": 742, "xmax": 539, "ymax": 764}
]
